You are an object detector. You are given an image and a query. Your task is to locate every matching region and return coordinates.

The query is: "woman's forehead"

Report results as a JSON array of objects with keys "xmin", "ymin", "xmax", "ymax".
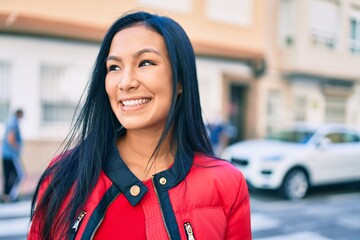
[
  {"xmin": 111, "ymin": 25, "xmax": 165, "ymax": 49},
  {"xmin": 108, "ymin": 25, "xmax": 170, "ymax": 62}
]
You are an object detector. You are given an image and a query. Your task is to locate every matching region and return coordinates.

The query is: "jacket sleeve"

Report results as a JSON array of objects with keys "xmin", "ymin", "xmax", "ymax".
[{"xmin": 225, "ymin": 172, "xmax": 252, "ymax": 240}]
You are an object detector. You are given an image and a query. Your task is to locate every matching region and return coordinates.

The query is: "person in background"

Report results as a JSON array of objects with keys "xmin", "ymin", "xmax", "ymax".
[
  {"xmin": 1, "ymin": 109, "xmax": 24, "ymax": 203},
  {"xmin": 207, "ymin": 121, "xmax": 226, "ymax": 155},
  {"xmin": 207, "ymin": 115, "xmax": 238, "ymax": 156},
  {"xmin": 28, "ymin": 11, "xmax": 251, "ymax": 239}
]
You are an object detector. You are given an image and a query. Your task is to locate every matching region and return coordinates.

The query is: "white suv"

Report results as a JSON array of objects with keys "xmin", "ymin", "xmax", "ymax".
[{"xmin": 221, "ymin": 124, "xmax": 360, "ymax": 200}]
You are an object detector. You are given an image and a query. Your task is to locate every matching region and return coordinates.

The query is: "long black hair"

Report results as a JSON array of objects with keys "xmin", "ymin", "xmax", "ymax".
[{"xmin": 30, "ymin": 11, "xmax": 213, "ymax": 239}]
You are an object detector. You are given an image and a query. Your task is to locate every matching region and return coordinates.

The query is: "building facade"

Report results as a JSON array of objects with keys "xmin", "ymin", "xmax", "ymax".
[{"xmin": 270, "ymin": 0, "xmax": 360, "ymax": 135}]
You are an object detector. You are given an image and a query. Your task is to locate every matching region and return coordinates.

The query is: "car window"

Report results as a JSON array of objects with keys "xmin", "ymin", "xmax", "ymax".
[
  {"xmin": 342, "ymin": 133, "xmax": 360, "ymax": 143},
  {"xmin": 324, "ymin": 132, "xmax": 360, "ymax": 143},
  {"xmin": 267, "ymin": 130, "xmax": 315, "ymax": 144},
  {"xmin": 325, "ymin": 133, "xmax": 342, "ymax": 143}
]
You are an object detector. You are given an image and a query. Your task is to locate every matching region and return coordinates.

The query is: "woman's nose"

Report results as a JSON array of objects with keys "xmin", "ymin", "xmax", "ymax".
[{"xmin": 118, "ymin": 68, "xmax": 139, "ymax": 90}]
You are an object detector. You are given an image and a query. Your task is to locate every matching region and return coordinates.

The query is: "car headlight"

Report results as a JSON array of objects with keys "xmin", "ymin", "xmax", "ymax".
[{"xmin": 262, "ymin": 155, "xmax": 283, "ymax": 161}]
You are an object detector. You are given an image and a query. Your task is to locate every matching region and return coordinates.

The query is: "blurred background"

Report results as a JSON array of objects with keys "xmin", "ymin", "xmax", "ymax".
[{"xmin": 0, "ymin": 0, "xmax": 359, "ymax": 239}]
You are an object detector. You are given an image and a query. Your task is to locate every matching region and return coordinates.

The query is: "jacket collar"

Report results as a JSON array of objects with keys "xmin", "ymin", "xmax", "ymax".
[{"xmin": 103, "ymin": 129, "xmax": 194, "ymax": 206}]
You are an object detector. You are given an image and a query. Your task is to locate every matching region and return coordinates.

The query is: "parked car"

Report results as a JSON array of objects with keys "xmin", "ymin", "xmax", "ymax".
[{"xmin": 221, "ymin": 124, "xmax": 360, "ymax": 200}]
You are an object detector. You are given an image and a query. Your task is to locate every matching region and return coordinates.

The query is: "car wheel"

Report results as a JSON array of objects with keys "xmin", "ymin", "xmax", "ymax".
[{"xmin": 281, "ymin": 169, "xmax": 309, "ymax": 200}]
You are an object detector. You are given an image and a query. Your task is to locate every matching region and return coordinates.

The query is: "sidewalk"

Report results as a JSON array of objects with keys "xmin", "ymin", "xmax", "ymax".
[{"xmin": 0, "ymin": 173, "xmax": 40, "ymax": 200}]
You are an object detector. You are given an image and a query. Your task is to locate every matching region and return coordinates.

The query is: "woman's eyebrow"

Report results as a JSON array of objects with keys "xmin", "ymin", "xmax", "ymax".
[
  {"xmin": 106, "ymin": 55, "xmax": 121, "ymax": 62},
  {"xmin": 133, "ymin": 48, "xmax": 162, "ymax": 58},
  {"xmin": 106, "ymin": 48, "xmax": 162, "ymax": 62}
]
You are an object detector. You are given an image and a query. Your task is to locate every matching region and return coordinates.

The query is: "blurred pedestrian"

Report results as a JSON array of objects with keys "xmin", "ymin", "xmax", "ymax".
[
  {"xmin": 1, "ymin": 109, "xmax": 24, "ymax": 203},
  {"xmin": 207, "ymin": 118, "xmax": 237, "ymax": 156},
  {"xmin": 28, "ymin": 11, "xmax": 251, "ymax": 239},
  {"xmin": 207, "ymin": 121, "xmax": 226, "ymax": 155}
]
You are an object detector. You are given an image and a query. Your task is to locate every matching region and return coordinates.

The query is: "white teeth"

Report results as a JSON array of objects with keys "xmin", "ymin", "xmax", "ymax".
[{"xmin": 122, "ymin": 98, "xmax": 150, "ymax": 107}]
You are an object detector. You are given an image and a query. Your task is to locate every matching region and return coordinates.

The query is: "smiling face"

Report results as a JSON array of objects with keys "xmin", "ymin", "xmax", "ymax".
[{"xmin": 105, "ymin": 25, "xmax": 173, "ymax": 132}]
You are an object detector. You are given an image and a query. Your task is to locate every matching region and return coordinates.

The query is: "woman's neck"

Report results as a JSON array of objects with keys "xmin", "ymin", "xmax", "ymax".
[{"xmin": 117, "ymin": 129, "xmax": 174, "ymax": 181}]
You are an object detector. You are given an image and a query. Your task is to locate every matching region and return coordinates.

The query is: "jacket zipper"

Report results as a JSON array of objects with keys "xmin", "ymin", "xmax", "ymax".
[
  {"xmin": 184, "ymin": 222, "xmax": 195, "ymax": 240},
  {"xmin": 90, "ymin": 192, "xmax": 120, "ymax": 239},
  {"xmin": 152, "ymin": 177, "xmax": 172, "ymax": 239},
  {"xmin": 72, "ymin": 210, "xmax": 87, "ymax": 232}
]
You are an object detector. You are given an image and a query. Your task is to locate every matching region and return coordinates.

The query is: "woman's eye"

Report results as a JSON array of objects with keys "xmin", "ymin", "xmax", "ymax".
[
  {"xmin": 108, "ymin": 65, "xmax": 120, "ymax": 72},
  {"xmin": 139, "ymin": 60, "xmax": 155, "ymax": 67}
]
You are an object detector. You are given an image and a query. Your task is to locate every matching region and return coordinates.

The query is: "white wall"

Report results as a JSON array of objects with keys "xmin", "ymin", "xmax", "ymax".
[{"xmin": 0, "ymin": 35, "xmax": 99, "ymax": 140}]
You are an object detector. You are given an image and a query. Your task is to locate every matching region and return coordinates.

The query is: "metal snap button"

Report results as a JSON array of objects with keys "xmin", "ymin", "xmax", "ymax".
[
  {"xmin": 159, "ymin": 177, "xmax": 167, "ymax": 185},
  {"xmin": 130, "ymin": 185, "xmax": 140, "ymax": 196}
]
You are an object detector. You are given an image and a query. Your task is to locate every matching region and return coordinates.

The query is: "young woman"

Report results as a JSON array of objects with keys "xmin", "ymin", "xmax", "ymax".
[{"xmin": 28, "ymin": 11, "xmax": 251, "ymax": 240}]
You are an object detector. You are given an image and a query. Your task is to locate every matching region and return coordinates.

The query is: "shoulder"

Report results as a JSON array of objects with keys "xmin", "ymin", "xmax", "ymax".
[
  {"xmin": 35, "ymin": 152, "xmax": 75, "ymax": 203},
  {"xmin": 193, "ymin": 153, "xmax": 244, "ymax": 178},
  {"xmin": 187, "ymin": 153, "xmax": 249, "ymax": 212},
  {"xmin": 191, "ymin": 153, "xmax": 246, "ymax": 191},
  {"xmin": 38, "ymin": 153, "xmax": 70, "ymax": 188}
]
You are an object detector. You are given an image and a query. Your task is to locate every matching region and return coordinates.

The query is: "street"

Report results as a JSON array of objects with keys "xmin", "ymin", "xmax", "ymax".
[
  {"xmin": 250, "ymin": 183, "xmax": 360, "ymax": 240},
  {"xmin": 0, "ymin": 184, "xmax": 359, "ymax": 240},
  {"xmin": 0, "ymin": 198, "xmax": 29, "ymax": 240}
]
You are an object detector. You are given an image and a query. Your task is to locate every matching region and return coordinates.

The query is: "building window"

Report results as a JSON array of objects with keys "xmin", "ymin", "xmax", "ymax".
[
  {"xmin": 325, "ymin": 95, "xmax": 347, "ymax": 123},
  {"xmin": 309, "ymin": 0, "xmax": 340, "ymax": 50},
  {"xmin": 0, "ymin": 61, "xmax": 11, "ymax": 123},
  {"xmin": 40, "ymin": 64, "xmax": 88, "ymax": 124},
  {"xmin": 349, "ymin": 7, "xmax": 360, "ymax": 54},
  {"xmin": 206, "ymin": 0, "xmax": 253, "ymax": 26},
  {"xmin": 266, "ymin": 90, "xmax": 283, "ymax": 135},
  {"xmin": 137, "ymin": 0, "xmax": 192, "ymax": 13},
  {"xmin": 294, "ymin": 96, "xmax": 307, "ymax": 122},
  {"xmin": 278, "ymin": 0, "xmax": 297, "ymax": 47}
]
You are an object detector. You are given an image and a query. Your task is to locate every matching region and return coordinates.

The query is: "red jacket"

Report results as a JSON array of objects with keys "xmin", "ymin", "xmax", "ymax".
[{"xmin": 29, "ymin": 150, "xmax": 251, "ymax": 240}]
